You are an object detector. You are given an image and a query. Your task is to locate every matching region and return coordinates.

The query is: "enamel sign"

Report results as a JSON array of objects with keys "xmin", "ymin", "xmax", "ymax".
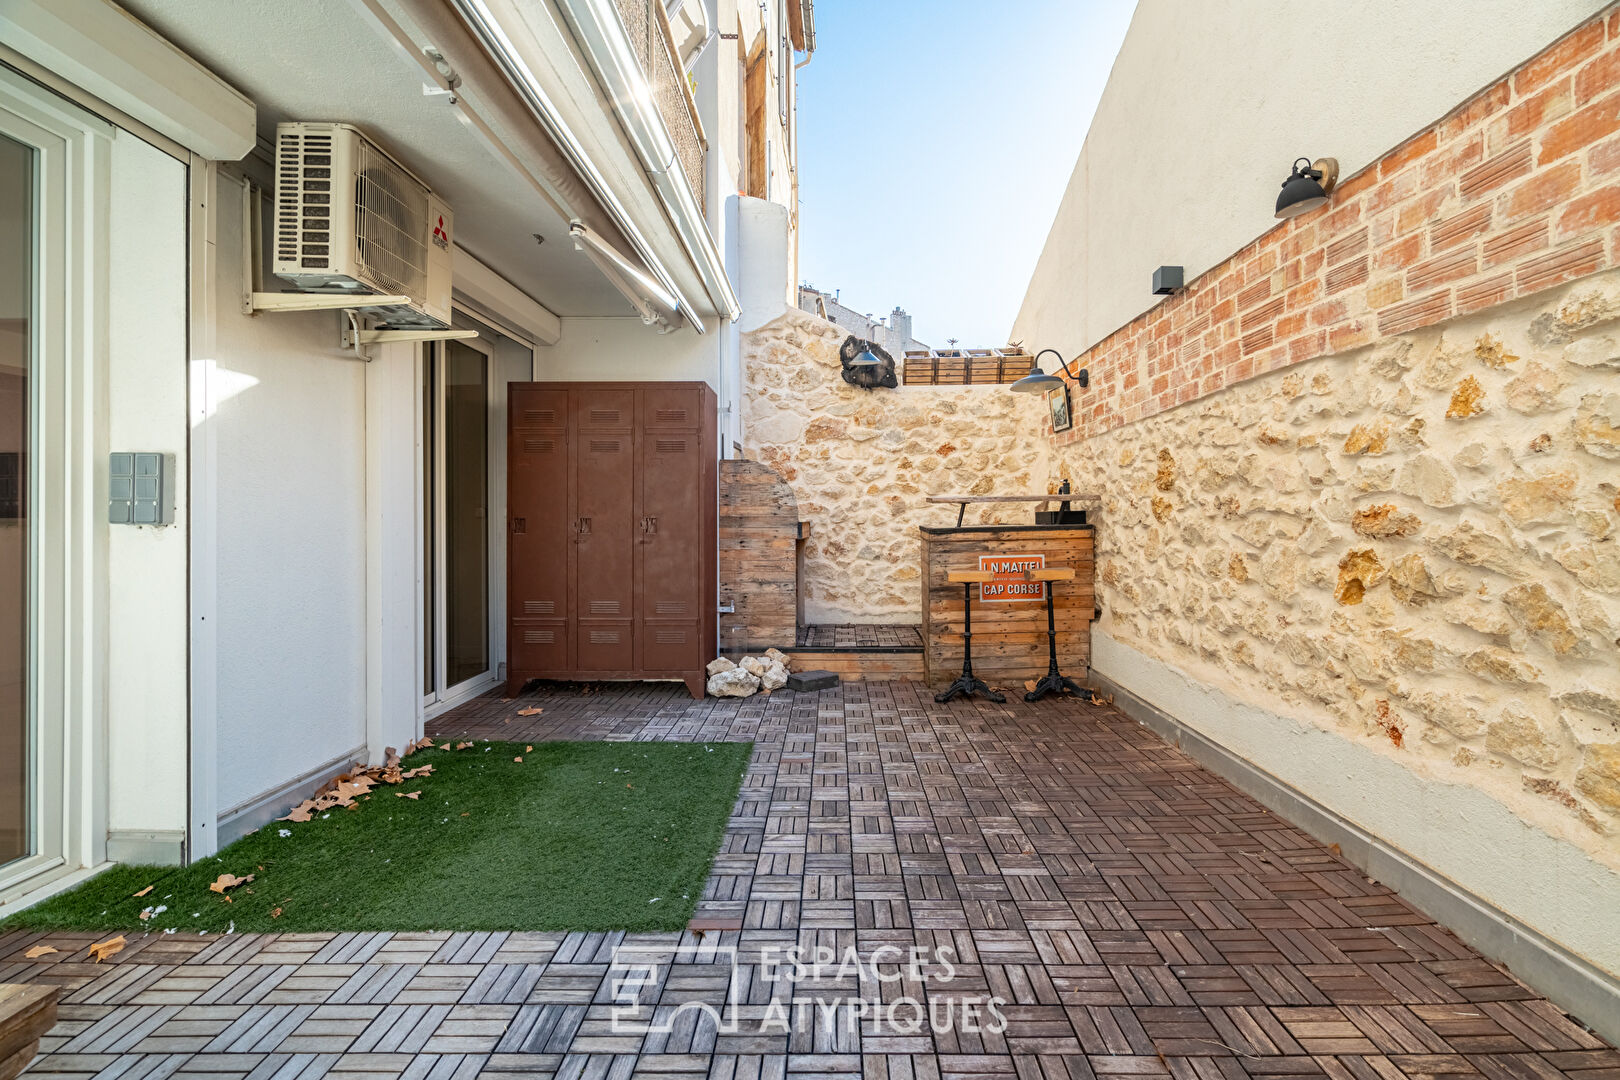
[{"xmin": 978, "ymin": 554, "xmax": 1046, "ymax": 602}]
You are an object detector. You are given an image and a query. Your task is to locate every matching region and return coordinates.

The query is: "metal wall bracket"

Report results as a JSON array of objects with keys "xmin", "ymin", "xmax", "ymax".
[
  {"xmin": 343, "ymin": 326, "xmax": 479, "ymax": 346},
  {"xmin": 340, "ymin": 309, "xmax": 478, "ymax": 361},
  {"xmin": 249, "ymin": 291, "xmax": 413, "ymax": 314}
]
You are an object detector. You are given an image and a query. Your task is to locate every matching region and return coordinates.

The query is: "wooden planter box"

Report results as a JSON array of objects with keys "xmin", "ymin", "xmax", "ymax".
[{"xmin": 920, "ymin": 525, "xmax": 1095, "ymax": 689}]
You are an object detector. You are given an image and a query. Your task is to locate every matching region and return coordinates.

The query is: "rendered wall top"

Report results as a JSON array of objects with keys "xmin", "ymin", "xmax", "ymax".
[{"xmin": 1012, "ymin": 0, "xmax": 1608, "ymax": 362}]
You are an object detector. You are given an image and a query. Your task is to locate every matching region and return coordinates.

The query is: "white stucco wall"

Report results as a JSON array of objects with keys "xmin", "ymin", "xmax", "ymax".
[
  {"xmin": 1011, "ymin": 0, "xmax": 1609, "ymax": 357},
  {"xmin": 105, "ymin": 132, "xmax": 190, "ymax": 861},
  {"xmin": 536, "ymin": 316, "xmax": 721, "ymax": 389},
  {"xmin": 209, "ymin": 174, "xmax": 369, "ymax": 817}
]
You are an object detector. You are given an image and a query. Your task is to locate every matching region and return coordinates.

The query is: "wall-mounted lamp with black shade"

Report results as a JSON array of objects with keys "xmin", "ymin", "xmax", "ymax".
[
  {"xmin": 1275, "ymin": 156, "xmax": 1339, "ymax": 219},
  {"xmin": 1008, "ymin": 348, "xmax": 1088, "ymax": 394},
  {"xmin": 839, "ymin": 336, "xmax": 898, "ymax": 389}
]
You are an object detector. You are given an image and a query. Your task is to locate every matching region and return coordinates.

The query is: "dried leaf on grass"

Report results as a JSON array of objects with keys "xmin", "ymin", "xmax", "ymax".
[
  {"xmin": 525, "ymin": 745, "xmax": 533, "ymax": 752},
  {"xmin": 133, "ymin": 885, "xmax": 153, "ymax": 898},
  {"xmin": 279, "ymin": 743, "xmax": 449, "ymax": 822},
  {"xmin": 517, "ymin": 707, "xmax": 543, "ymax": 716},
  {"xmin": 209, "ymin": 873, "xmax": 254, "ymax": 894},
  {"xmin": 455, "ymin": 741, "xmax": 473, "ymax": 750},
  {"xmin": 271, "ymin": 907, "xmax": 283, "ymax": 918},
  {"xmin": 24, "ymin": 945, "xmax": 57, "ymax": 959},
  {"xmin": 88, "ymin": 936, "xmax": 126, "ymax": 963},
  {"xmin": 396, "ymin": 791, "xmax": 421, "ymax": 800},
  {"xmin": 513, "ymin": 756, "xmax": 523, "ymax": 763}
]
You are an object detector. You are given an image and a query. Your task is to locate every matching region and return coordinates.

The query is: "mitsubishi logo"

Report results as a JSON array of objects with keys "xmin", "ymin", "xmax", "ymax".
[{"xmin": 432, "ymin": 214, "xmax": 449, "ymax": 250}]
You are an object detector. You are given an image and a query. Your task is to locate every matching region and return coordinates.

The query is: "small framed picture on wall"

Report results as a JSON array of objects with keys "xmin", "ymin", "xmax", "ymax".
[{"xmin": 1048, "ymin": 383, "xmax": 1073, "ymax": 433}]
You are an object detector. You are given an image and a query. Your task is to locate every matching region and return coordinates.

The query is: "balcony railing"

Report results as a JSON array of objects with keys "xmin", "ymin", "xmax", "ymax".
[{"xmin": 612, "ymin": 0, "xmax": 705, "ymax": 213}]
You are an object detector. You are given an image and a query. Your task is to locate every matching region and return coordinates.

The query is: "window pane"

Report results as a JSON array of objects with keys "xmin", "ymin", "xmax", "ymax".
[
  {"xmin": 443, "ymin": 341, "xmax": 487, "ymax": 688},
  {"xmin": 0, "ymin": 132, "xmax": 33, "ymax": 866}
]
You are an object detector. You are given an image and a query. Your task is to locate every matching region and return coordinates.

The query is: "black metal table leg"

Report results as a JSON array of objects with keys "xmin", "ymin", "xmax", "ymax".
[
  {"xmin": 935, "ymin": 581, "xmax": 1006, "ymax": 704},
  {"xmin": 1024, "ymin": 579, "xmax": 1086, "ymax": 702}
]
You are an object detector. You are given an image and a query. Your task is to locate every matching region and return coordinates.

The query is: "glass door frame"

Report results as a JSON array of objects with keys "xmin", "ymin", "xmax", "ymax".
[
  {"xmin": 419, "ymin": 330, "xmax": 500, "ymax": 717},
  {"xmin": 0, "ymin": 64, "xmax": 111, "ymax": 898}
]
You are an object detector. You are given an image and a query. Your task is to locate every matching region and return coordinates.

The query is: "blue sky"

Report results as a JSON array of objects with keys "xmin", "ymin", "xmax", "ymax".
[{"xmin": 794, "ymin": 1, "xmax": 1135, "ymax": 348}]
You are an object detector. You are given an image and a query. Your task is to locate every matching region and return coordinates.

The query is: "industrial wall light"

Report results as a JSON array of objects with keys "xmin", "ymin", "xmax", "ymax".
[
  {"xmin": 1275, "ymin": 157, "xmax": 1339, "ymax": 219},
  {"xmin": 1009, "ymin": 348, "xmax": 1088, "ymax": 394},
  {"xmin": 839, "ymin": 336, "xmax": 897, "ymax": 389},
  {"xmin": 1151, "ymin": 265, "xmax": 1183, "ymax": 295}
]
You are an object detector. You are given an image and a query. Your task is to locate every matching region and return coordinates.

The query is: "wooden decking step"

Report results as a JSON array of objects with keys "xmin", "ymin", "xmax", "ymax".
[{"xmin": 0, "ymin": 983, "xmax": 59, "ymax": 1080}]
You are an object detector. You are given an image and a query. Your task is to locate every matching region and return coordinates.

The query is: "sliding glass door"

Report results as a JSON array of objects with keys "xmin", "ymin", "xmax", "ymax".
[
  {"xmin": 0, "ymin": 131, "xmax": 30, "ymax": 869},
  {"xmin": 422, "ymin": 337, "xmax": 493, "ymax": 709}
]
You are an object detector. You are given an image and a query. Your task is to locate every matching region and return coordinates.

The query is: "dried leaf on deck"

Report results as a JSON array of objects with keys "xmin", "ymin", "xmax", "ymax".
[
  {"xmin": 209, "ymin": 873, "xmax": 254, "ymax": 894},
  {"xmin": 24, "ymin": 945, "xmax": 57, "ymax": 959},
  {"xmin": 396, "ymin": 791, "xmax": 421, "ymax": 800},
  {"xmin": 88, "ymin": 936, "xmax": 126, "ymax": 963},
  {"xmin": 133, "ymin": 885, "xmax": 153, "ymax": 898},
  {"xmin": 1024, "ymin": 681, "xmax": 1038, "ymax": 693},
  {"xmin": 517, "ymin": 707, "xmax": 543, "ymax": 716}
]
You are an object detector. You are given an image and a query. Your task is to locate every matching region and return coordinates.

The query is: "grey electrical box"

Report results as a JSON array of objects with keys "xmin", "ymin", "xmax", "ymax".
[{"xmin": 109, "ymin": 453, "xmax": 171, "ymax": 525}]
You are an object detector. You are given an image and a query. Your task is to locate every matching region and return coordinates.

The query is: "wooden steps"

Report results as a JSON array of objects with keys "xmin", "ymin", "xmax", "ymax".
[
  {"xmin": 721, "ymin": 624, "xmax": 925, "ymax": 682},
  {"xmin": 781, "ymin": 650, "xmax": 924, "ymax": 681}
]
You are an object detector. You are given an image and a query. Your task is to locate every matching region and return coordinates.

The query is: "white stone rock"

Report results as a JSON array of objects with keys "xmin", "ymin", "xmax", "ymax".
[
  {"xmin": 707, "ymin": 668, "xmax": 761, "ymax": 698},
  {"xmin": 739, "ymin": 655, "xmax": 770, "ymax": 677},
  {"xmin": 706, "ymin": 657, "xmax": 736, "ymax": 676},
  {"xmin": 760, "ymin": 662, "xmax": 789, "ymax": 691},
  {"xmin": 765, "ymin": 648, "xmax": 791, "ymax": 669}
]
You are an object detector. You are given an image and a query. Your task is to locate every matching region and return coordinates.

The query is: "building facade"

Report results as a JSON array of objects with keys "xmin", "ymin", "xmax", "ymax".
[
  {"xmin": 797, "ymin": 285, "xmax": 929, "ymax": 357},
  {"xmin": 1014, "ymin": 0, "xmax": 1620, "ymax": 1033},
  {"xmin": 0, "ymin": 0, "xmax": 812, "ymax": 908}
]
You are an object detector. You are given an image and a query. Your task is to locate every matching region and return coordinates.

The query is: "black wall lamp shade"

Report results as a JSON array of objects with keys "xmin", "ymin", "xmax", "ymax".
[
  {"xmin": 1009, "ymin": 348, "xmax": 1088, "ymax": 394},
  {"xmin": 848, "ymin": 347, "xmax": 882, "ymax": 366},
  {"xmin": 1276, "ymin": 156, "xmax": 1340, "ymax": 219},
  {"xmin": 1152, "ymin": 265, "xmax": 1183, "ymax": 295}
]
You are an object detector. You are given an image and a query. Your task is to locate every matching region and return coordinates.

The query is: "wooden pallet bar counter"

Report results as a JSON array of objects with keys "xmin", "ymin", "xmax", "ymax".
[{"xmin": 920, "ymin": 495, "xmax": 1096, "ymax": 691}]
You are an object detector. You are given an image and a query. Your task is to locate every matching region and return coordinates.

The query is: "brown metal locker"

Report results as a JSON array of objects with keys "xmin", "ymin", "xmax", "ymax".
[
  {"xmin": 573, "ymin": 426, "xmax": 634, "ymax": 670},
  {"xmin": 507, "ymin": 388, "xmax": 570, "ymax": 674},
  {"xmin": 506, "ymin": 382, "xmax": 717, "ymax": 698}
]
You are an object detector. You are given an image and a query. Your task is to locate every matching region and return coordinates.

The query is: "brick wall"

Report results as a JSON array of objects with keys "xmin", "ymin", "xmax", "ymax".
[{"xmin": 1057, "ymin": 7, "xmax": 1620, "ymax": 443}]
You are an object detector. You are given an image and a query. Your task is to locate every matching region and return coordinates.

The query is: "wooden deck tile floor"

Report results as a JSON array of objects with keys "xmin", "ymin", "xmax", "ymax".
[{"xmin": 5, "ymin": 681, "xmax": 1612, "ymax": 1080}]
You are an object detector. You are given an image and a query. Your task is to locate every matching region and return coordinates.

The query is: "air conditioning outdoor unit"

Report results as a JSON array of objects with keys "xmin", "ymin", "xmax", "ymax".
[{"xmin": 272, "ymin": 122, "xmax": 453, "ymax": 328}]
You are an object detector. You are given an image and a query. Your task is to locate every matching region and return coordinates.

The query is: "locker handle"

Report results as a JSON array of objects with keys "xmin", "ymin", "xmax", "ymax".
[
  {"xmin": 575, "ymin": 517, "xmax": 591, "ymax": 543},
  {"xmin": 512, "ymin": 517, "xmax": 526, "ymax": 534}
]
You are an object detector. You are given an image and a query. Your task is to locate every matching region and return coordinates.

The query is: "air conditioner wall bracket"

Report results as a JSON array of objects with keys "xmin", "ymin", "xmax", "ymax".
[
  {"xmin": 250, "ymin": 291, "xmax": 413, "ymax": 314},
  {"xmin": 344, "ymin": 327, "xmax": 480, "ymax": 346}
]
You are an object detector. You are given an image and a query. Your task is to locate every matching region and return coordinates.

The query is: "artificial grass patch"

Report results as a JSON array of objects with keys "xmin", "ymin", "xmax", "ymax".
[{"xmin": 2, "ymin": 740, "xmax": 751, "ymax": 933}]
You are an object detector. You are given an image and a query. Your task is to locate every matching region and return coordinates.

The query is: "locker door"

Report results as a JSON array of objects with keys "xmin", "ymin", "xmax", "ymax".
[
  {"xmin": 638, "ymin": 424, "xmax": 704, "ymax": 671},
  {"xmin": 573, "ymin": 423, "xmax": 635, "ymax": 670},
  {"xmin": 508, "ymin": 388, "xmax": 570, "ymax": 673}
]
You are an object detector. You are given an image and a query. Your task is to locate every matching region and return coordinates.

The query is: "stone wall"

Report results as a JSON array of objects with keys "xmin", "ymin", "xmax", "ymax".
[
  {"xmin": 742, "ymin": 308, "xmax": 1052, "ymax": 624},
  {"xmin": 1053, "ymin": 269, "xmax": 1620, "ymax": 867}
]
